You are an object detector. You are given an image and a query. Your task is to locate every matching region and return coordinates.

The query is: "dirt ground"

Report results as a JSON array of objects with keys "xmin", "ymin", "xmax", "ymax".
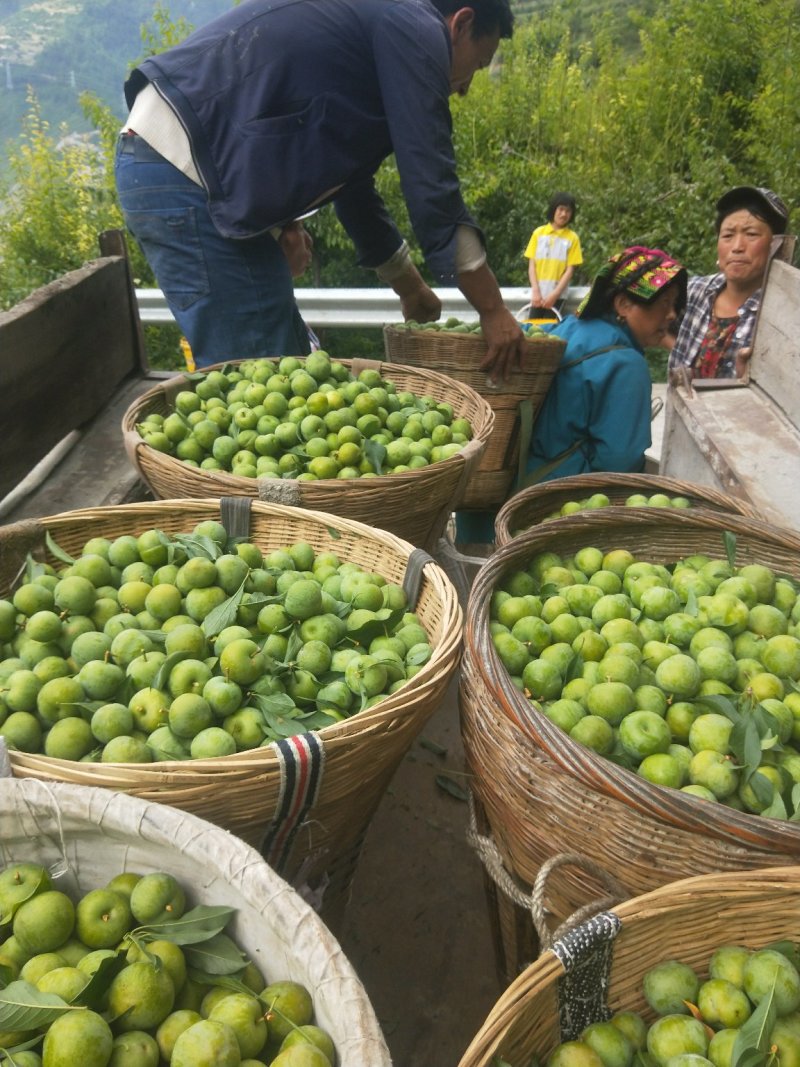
[{"xmin": 333, "ymin": 667, "xmax": 505, "ymax": 1067}]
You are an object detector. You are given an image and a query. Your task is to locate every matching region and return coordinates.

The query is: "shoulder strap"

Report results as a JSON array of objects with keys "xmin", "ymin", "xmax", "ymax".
[{"xmin": 514, "ymin": 343, "xmax": 628, "ymax": 491}]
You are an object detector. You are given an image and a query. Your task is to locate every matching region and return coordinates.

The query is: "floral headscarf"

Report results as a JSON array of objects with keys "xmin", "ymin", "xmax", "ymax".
[{"xmin": 577, "ymin": 246, "xmax": 687, "ymax": 319}]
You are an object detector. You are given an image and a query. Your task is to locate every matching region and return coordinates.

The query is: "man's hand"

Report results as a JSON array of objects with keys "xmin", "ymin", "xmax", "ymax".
[
  {"xmin": 401, "ymin": 285, "xmax": 441, "ymax": 324},
  {"xmin": 279, "ymin": 223, "xmax": 313, "ymax": 278},
  {"xmin": 477, "ymin": 306, "xmax": 528, "ymax": 383},
  {"xmin": 392, "ymin": 264, "xmax": 442, "ymax": 323}
]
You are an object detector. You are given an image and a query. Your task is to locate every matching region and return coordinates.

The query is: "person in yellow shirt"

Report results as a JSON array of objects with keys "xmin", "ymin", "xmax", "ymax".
[{"xmin": 524, "ymin": 192, "xmax": 583, "ymax": 312}]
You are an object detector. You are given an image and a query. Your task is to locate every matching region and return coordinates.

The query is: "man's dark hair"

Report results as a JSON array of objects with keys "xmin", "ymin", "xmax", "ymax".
[
  {"xmin": 430, "ymin": 0, "xmax": 514, "ymax": 38},
  {"xmin": 547, "ymin": 191, "xmax": 577, "ymax": 223}
]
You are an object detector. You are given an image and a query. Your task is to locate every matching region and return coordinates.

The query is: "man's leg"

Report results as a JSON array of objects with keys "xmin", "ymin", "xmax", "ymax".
[{"xmin": 114, "ymin": 132, "xmax": 310, "ymax": 367}]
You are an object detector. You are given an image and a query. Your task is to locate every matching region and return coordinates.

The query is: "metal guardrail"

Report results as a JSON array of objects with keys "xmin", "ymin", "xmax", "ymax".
[{"xmin": 135, "ymin": 285, "xmax": 589, "ymax": 329}]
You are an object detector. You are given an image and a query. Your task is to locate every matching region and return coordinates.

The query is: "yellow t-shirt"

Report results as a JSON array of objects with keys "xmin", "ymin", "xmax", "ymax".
[{"xmin": 524, "ymin": 223, "xmax": 583, "ymax": 299}]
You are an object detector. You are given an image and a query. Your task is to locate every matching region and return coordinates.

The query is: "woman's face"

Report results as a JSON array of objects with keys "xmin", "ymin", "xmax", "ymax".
[
  {"xmin": 615, "ymin": 285, "xmax": 681, "ymax": 349},
  {"xmin": 717, "ymin": 209, "xmax": 773, "ymax": 292},
  {"xmin": 553, "ymin": 204, "xmax": 573, "ymax": 228}
]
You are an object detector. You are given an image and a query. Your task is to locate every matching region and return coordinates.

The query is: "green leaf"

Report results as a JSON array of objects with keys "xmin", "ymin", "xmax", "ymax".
[
  {"xmin": 262, "ymin": 708, "xmax": 305, "ymax": 738},
  {"xmin": 201, "ymin": 581, "xmax": 247, "ymax": 639},
  {"xmin": 185, "ymin": 967, "xmax": 256, "ymax": 998},
  {"xmin": 283, "ymin": 627, "xmax": 305, "ymax": 664},
  {"xmin": 684, "ymin": 587, "xmax": 699, "ymax": 617},
  {"xmin": 418, "ymin": 736, "xmax": 447, "ymax": 757},
  {"xmin": 790, "ymin": 782, "xmax": 800, "ymax": 821},
  {"xmin": 0, "ymin": 981, "xmax": 81, "ymax": 1030},
  {"xmin": 23, "ymin": 555, "xmax": 47, "ymax": 582},
  {"xmin": 248, "ymin": 692, "xmax": 298, "ymax": 719},
  {"xmin": 297, "ymin": 709, "xmax": 343, "ymax": 730},
  {"xmin": 345, "ymin": 607, "xmax": 405, "ymax": 646},
  {"xmin": 0, "ymin": 964, "xmax": 15, "ymax": 990},
  {"xmin": 153, "ymin": 650, "xmax": 193, "ymax": 693},
  {"xmin": 363, "ymin": 439, "xmax": 386, "ymax": 475},
  {"xmin": 697, "ymin": 693, "xmax": 742, "ymax": 724},
  {"xmin": 732, "ymin": 979, "xmax": 777, "ymax": 1067},
  {"xmin": 133, "ymin": 904, "xmax": 237, "ymax": 946},
  {"xmin": 435, "ymin": 774, "xmax": 469, "ymax": 801},
  {"xmin": 730, "ymin": 717, "xmax": 763, "ymax": 781},
  {"xmin": 44, "ymin": 530, "xmax": 75, "ymax": 565},
  {"xmin": 183, "ymin": 933, "xmax": 248, "ymax": 975},
  {"xmin": 71, "ymin": 953, "xmax": 128, "ymax": 1009},
  {"xmin": 325, "ymin": 526, "xmax": 342, "ymax": 540},
  {"xmin": 723, "ymin": 531, "xmax": 737, "ymax": 569},
  {"xmin": 172, "ymin": 533, "xmax": 224, "ymax": 561},
  {"xmin": 765, "ymin": 941, "xmax": 800, "ymax": 970}
]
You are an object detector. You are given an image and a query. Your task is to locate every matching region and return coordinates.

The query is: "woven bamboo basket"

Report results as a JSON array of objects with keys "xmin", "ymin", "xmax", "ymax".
[
  {"xmin": 460, "ymin": 506, "xmax": 800, "ymax": 985},
  {"xmin": 495, "ymin": 471, "xmax": 760, "ymax": 545},
  {"xmin": 458, "ymin": 866, "xmax": 800, "ymax": 1067},
  {"xmin": 122, "ymin": 357, "xmax": 493, "ymax": 553},
  {"xmin": 0, "ymin": 777, "xmax": 390, "ymax": 1066},
  {"xmin": 0, "ymin": 497, "xmax": 462, "ymax": 923},
  {"xmin": 383, "ymin": 326, "xmax": 564, "ymax": 509}
]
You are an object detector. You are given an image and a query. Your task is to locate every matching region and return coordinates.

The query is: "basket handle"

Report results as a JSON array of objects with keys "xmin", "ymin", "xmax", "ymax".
[{"xmin": 466, "ymin": 792, "xmax": 627, "ymax": 953}]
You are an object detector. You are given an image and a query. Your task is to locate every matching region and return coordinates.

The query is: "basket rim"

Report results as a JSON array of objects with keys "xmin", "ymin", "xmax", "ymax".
[
  {"xmin": 4, "ymin": 497, "xmax": 463, "ymax": 775},
  {"xmin": 495, "ymin": 471, "xmax": 759, "ymax": 544},
  {"xmin": 465, "ymin": 505, "xmax": 800, "ymax": 851}
]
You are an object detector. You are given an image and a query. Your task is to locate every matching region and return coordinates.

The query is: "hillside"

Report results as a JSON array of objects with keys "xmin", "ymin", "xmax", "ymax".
[{"xmin": 0, "ymin": 0, "xmax": 230, "ymax": 175}]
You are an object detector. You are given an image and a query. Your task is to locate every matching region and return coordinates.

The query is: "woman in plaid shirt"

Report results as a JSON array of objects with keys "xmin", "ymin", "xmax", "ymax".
[{"xmin": 668, "ymin": 186, "xmax": 789, "ymax": 381}]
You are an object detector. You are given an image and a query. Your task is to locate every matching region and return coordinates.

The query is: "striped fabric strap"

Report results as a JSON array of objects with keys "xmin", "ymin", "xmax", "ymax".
[{"xmin": 261, "ymin": 732, "xmax": 326, "ymax": 873}]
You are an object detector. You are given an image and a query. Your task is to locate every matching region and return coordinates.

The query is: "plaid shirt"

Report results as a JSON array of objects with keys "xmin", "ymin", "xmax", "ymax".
[{"xmin": 668, "ymin": 273, "xmax": 760, "ymax": 377}]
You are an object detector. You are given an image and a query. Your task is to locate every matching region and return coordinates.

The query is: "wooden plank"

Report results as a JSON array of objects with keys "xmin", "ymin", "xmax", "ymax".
[
  {"xmin": 661, "ymin": 385, "xmax": 800, "ymax": 532},
  {"xmin": 0, "ymin": 257, "xmax": 141, "ymax": 498},
  {"xmin": 750, "ymin": 257, "xmax": 800, "ymax": 429},
  {"xmin": 0, "ymin": 375, "xmax": 160, "ymax": 523}
]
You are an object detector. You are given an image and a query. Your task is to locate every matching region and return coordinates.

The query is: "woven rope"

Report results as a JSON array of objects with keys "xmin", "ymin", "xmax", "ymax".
[{"xmin": 467, "ymin": 793, "xmax": 627, "ymax": 953}]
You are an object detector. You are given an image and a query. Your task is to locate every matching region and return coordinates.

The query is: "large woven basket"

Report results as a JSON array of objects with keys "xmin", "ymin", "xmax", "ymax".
[
  {"xmin": 122, "ymin": 357, "xmax": 493, "ymax": 553},
  {"xmin": 0, "ymin": 777, "xmax": 390, "ymax": 1066},
  {"xmin": 460, "ymin": 506, "xmax": 800, "ymax": 985},
  {"xmin": 0, "ymin": 497, "xmax": 462, "ymax": 923},
  {"xmin": 458, "ymin": 866, "xmax": 800, "ymax": 1067},
  {"xmin": 384, "ymin": 326, "xmax": 564, "ymax": 509},
  {"xmin": 495, "ymin": 471, "xmax": 760, "ymax": 545}
]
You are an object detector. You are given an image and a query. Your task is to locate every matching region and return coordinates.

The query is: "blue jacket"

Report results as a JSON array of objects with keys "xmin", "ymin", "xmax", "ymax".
[
  {"xmin": 125, "ymin": 0, "xmax": 482, "ymax": 283},
  {"xmin": 527, "ymin": 315, "xmax": 652, "ymax": 481}
]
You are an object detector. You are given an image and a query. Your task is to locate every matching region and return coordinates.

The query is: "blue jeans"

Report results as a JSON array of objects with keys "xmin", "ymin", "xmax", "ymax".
[{"xmin": 114, "ymin": 132, "xmax": 310, "ymax": 367}]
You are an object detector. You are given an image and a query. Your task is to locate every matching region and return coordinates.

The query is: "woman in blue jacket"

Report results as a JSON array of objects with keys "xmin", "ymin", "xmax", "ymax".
[
  {"xmin": 457, "ymin": 246, "xmax": 686, "ymax": 545},
  {"xmin": 524, "ymin": 245, "xmax": 687, "ymax": 482}
]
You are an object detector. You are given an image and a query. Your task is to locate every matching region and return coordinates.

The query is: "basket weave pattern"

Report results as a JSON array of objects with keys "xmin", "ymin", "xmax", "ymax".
[
  {"xmin": 460, "ymin": 507, "xmax": 800, "ymax": 983},
  {"xmin": 458, "ymin": 867, "xmax": 800, "ymax": 1067},
  {"xmin": 0, "ymin": 499, "xmax": 463, "ymax": 918},
  {"xmin": 122, "ymin": 358, "xmax": 494, "ymax": 552},
  {"xmin": 384, "ymin": 327, "xmax": 564, "ymax": 508},
  {"xmin": 495, "ymin": 471, "xmax": 760, "ymax": 545}
]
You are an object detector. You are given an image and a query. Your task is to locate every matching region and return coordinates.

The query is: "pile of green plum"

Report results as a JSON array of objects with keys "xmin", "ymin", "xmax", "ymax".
[
  {"xmin": 536, "ymin": 492, "xmax": 693, "ymax": 525},
  {"xmin": 490, "ymin": 542, "xmax": 800, "ymax": 818},
  {"xmin": 0, "ymin": 520, "xmax": 432, "ymax": 764},
  {"xmin": 0, "ymin": 862, "xmax": 334, "ymax": 1066},
  {"xmin": 135, "ymin": 352, "xmax": 474, "ymax": 480},
  {"xmin": 393, "ymin": 315, "xmax": 552, "ymax": 339},
  {"xmin": 543, "ymin": 941, "xmax": 800, "ymax": 1067}
]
